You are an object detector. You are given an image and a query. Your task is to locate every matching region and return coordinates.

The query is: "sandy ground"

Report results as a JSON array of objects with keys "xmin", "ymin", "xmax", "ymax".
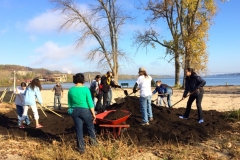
[{"xmin": 41, "ymin": 85, "xmax": 240, "ymax": 112}]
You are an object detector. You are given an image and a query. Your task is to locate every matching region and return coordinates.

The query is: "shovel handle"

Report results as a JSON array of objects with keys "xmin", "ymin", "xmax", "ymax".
[{"xmin": 171, "ymin": 89, "xmax": 198, "ymax": 107}]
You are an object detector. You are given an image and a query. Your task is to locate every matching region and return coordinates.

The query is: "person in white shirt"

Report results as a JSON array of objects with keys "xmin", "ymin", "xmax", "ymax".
[
  {"xmin": 133, "ymin": 67, "xmax": 153, "ymax": 126},
  {"xmin": 90, "ymin": 75, "xmax": 101, "ymax": 107},
  {"xmin": 14, "ymin": 82, "xmax": 30, "ymax": 126}
]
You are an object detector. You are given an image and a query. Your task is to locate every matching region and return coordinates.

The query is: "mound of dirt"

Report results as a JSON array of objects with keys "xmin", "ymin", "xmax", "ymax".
[
  {"xmin": 104, "ymin": 110, "xmax": 129, "ymax": 120},
  {"xmin": 0, "ymin": 96, "xmax": 235, "ymax": 146},
  {"xmin": 106, "ymin": 96, "xmax": 232, "ymax": 145}
]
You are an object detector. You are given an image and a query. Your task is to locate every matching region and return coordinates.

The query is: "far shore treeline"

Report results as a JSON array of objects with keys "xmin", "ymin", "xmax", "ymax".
[{"xmin": 0, "ymin": 64, "xmax": 172, "ymax": 87}]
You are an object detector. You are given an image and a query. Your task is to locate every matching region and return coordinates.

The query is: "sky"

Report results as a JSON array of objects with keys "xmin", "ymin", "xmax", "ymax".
[{"xmin": 0, "ymin": 0, "xmax": 239, "ymax": 76}]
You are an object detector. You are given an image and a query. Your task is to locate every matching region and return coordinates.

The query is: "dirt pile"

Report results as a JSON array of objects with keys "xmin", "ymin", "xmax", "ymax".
[
  {"xmin": 0, "ymin": 96, "xmax": 235, "ymax": 146},
  {"xmin": 106, "ymin": 96, "xmax": 232, "ymax": 145},
  {"xmin": 103, "ymin": 110, "xmax": 129, "ymax": 120}
]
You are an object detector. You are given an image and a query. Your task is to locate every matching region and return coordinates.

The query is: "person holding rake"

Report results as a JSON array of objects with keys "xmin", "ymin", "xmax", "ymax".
[{"xmin": 19, "ymin": 78, "xmax": 43, "ymax": 128}]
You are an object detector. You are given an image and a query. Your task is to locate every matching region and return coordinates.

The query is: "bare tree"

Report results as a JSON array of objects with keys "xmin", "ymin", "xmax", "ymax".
[{"xmin": 50, "ymin": 0, "xmax": 131, "ymax": 81}]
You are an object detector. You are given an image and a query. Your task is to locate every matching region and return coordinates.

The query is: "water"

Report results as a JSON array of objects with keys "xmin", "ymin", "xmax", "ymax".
[{"xmin": 1, "ymin": 75, "xmax": 239, "ymax": 90}]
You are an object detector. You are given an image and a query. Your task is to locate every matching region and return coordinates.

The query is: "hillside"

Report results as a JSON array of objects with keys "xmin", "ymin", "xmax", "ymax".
[{"xmin": 0, "ymin": 64, "xmax": 173, "ymax": 86}]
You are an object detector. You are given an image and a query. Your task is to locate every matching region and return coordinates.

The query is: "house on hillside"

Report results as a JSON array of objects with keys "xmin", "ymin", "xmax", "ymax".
[{"xmin": 50, "ymin": 74, "xmax": 67, "ymax": 82}]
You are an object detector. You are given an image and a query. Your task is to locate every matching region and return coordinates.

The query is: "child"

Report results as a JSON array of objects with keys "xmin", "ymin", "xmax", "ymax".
[
  {"xmin": 19, "ymin": 78, "xmax": 43, "ymax": 129},
  {"xmin": 152, "ymin": 81, "xmax": 169, "ymax": 107},
  {"xmin": 14, "ymin": 82, "xmax": 30, "ymax": 126}
]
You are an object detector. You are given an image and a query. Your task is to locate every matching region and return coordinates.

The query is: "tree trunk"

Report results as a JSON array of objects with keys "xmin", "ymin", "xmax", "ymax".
[{"xmin": 174, "ymin": 51, "xmax": 180, "ymax": 87}]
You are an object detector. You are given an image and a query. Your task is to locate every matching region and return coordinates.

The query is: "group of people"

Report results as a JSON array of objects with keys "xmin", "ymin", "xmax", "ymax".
[
  {"xmin": 89, "ymin": 71, "xmax": 121, "ymax": 113},
  {"xmin": 134, "ymin": 67, "xmax": 206, "ymax": 126},
  {"xmin": 14, "ymin": 67, "xmax": 206, "ymax": 153},
  {"xmin": 14, "ymin": 79, "xmax": 44, "ymax": 129}
]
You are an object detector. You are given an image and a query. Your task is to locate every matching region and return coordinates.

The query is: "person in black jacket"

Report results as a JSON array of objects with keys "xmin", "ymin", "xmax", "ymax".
[
  {"xmin": 95, "ymin": 71, "xmax": 121, "ymax": 113},
  {"xmin": 179, "ymin": 68, "xmax": 206, "ymax": 123}
]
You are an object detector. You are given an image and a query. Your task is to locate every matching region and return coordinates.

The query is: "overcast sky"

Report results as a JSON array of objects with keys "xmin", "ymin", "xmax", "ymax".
[{"xmin": 0, "ymin": 0, "xmax": 239, "ymax": 76}]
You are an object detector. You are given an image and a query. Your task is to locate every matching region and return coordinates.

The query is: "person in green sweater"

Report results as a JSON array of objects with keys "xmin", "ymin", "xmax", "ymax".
[{"xmin": 68, "ymin": 73, "xmax": 97, "ymax": 154}]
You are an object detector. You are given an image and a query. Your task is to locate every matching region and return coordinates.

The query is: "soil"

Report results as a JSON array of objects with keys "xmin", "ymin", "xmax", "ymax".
[
  {"xmin": 0, "ymin": 96, "xmax": 236, "ymax": 146},
  {"xmin": 103, "ymin": 110, "xmax": 129, "ymax": 120}
]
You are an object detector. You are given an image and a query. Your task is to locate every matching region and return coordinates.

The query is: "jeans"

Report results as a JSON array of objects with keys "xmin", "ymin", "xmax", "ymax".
[
  {"xmin": 54, "ymin": 96, "xmax": 61, "ymax": 109},
  {"xmin": 16, "ymin": 105, "xmax": 30, "ymax": 125},
  {"xmin": 106, "ymin": 89, "xmax": 112, "ymax": 106},
  {"xmin": 96, "ymin": 91, "xmax": 108, "ymax": 112},
  {"xmin": 139, "ymin": 95, "xmax": 153, "ymax": 123},
  {"xmin": 157, "ymin": 96, "xmax": 168, "ymax": 107},
  {"xmin": 71, "ymin": 108, "xmax": 97, "ymax": 152},
  {"xmin": 183, "ymin": 93, "xmax": 204, "ymax": 120},
  {"xmin": 166, "ymin": 88, "xmax": 172, "ymax": 107},
  {"xmin": 157, "ymin": 96, "xmax": 162, "ymax": 106}
]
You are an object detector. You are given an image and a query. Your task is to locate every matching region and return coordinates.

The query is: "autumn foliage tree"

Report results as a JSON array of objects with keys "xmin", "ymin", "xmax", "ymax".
[{"xmin": 135, "ymin": 0, "xmax": 217, "ymax": 87}]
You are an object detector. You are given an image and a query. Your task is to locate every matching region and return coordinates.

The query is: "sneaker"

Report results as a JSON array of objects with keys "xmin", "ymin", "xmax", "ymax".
[
  {"xmin": 19, "ymin": 125, "xmax": 25, "ymax": 129},
  {"xmin": 179, "ymin": 115, "xmax": 188, "ymax": 119},
  {"xmin": 149, "ymin": 118, "xmax": 154, "ymax": 122},
  {"xmin": 198, "ymin": 119, "xmax": 204, "ymax": 124},
  {"xmin": 36, "ymin": 124, "xmax": 43, "ymax": 128},
  {"xmin": 140, "ymin": 122, "xmax": 149, "ymax": 126}
]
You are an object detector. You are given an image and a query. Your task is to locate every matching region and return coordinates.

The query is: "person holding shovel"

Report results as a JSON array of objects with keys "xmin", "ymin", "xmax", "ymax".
[
  {"xmin": 179, "ymin": 68, "xmax": 206, "ymax": 123},
  {"xmin": 19, "ymin": 78, "xmax": 43, "ymax": 128},
  {"xmin": 14, "ymin": 82, "xmax": 30, "ymax": 126},
  {"xmin": 96, "ymin": 71, "xmax": 121, "ymax": 113},
  {"xmin": 68, "ymin": 73, "xmax": 97, "ymax": 154},
  {"xmin": 152, "ymin": 81, "xmax": 168, "ymax": 107},
  {"xmin": 133, "ymin": 67, "xmax": 153, "ymax": 126}
]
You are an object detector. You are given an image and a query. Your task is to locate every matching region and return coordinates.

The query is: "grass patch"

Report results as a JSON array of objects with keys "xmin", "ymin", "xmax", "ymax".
[
  {"xmin": 224, "ymin": 109, "xmax": 240, "ymax": 122},
  {"xmin": 0, "ymin": 130, "xmax": 239, "ymax": 160}
]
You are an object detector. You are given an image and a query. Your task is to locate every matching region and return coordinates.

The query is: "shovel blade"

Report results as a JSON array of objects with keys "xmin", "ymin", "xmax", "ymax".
[{"xmin": 124, "ymin": 90, "xmax": 128, "ymax": 96}]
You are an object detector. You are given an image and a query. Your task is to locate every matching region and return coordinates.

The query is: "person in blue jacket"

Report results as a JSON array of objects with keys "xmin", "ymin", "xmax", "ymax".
[
  {"xmin": 152, "ymin": 81, "xmax": 168, "ymax": 107},
  {"xmin": 179, "ymin": 68, "xmax": 206, "ymax": 123},
  {"xmin": 153, "ymin": 80, "xmax": 173, "ymax": 108},
  {"xmin": 19, "ymin": 78, "xmax": 43, "ymax": 128}
]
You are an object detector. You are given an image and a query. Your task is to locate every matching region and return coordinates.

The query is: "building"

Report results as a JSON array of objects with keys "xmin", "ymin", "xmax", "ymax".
[{"xmin": 50, "ymin": 74, "xmax": 67, "ymax": 82}]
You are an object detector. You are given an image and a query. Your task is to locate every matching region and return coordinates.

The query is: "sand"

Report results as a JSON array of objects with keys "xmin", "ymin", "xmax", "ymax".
[{"xmin": 41, "ymin": 85, "xmax": 240, "ymax": 111}]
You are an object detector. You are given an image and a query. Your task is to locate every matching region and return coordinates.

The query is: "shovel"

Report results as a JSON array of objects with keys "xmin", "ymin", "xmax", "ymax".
[{"xmin": 171, "ymin": 89, "xmax": 198, "ymax": 107}]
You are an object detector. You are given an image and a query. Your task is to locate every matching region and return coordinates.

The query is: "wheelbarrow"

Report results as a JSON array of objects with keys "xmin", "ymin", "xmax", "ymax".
[
  {"xmin": 95, "ymin": 110, "xmax": 131, "ymax": 138},
  {"xmin": 95, "ymin": 110, "xmax": 131, "ymax": 125}
]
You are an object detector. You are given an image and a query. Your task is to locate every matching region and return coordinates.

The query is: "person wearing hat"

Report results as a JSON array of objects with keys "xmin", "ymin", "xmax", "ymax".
[
  {"xmin": 132, "ymin": 67, "xmax": 153, "ymax": 126},
  {"xmin": 96, "ymin": 71, "xmax": 121, "ymax": 113}
]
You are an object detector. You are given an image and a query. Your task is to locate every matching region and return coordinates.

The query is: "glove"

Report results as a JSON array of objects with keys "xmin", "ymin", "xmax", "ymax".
[{"xmin": 133, "ymin": 89, "xmax": 137, "ymax": 93}]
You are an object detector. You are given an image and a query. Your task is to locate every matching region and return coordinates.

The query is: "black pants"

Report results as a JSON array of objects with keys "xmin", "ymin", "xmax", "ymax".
[
  {"xmin": 96, "ymin": 91, "xmax": 108, "ymax": 112},
  {"xmin": 183, "ymin": 93, "xmax": 204, "ymax": 120}
]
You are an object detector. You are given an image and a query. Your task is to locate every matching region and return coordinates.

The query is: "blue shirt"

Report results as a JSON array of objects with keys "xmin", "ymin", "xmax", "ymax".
[
  {"xmin": 152, "ymin": 86, "xmax": 167, "ymax": 95},
  {"xmin": 24, "ymin": 86, "xmax": 42, "ymax": 106}
]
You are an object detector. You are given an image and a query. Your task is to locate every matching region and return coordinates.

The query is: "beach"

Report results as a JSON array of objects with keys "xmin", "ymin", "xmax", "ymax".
[{"xmin": 41, "ymin": 85, "xmax": 240, "ymax": 111}]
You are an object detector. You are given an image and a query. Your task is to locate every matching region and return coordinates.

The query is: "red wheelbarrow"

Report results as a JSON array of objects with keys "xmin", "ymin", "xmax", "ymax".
[{"xmin": 95, "ymin": 110, "xmax": 131, "ymax": 138}]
